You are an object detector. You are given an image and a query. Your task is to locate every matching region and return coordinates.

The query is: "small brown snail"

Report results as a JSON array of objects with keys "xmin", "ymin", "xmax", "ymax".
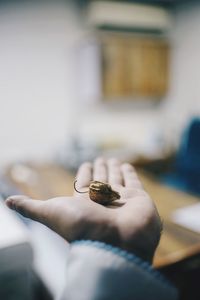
[{"xmin": 74, "ymin": 180, "xmax": 120, "ymax": 205}]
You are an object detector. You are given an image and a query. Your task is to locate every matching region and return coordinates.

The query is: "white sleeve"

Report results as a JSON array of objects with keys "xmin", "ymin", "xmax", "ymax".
[{"xmin": 61, "ymin": 240, "xmax": 178, "ymax": 300}]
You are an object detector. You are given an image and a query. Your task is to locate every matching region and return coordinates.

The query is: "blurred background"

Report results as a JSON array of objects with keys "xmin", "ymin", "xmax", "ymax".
[
  {"xmin": 0, "ymin": 0, "xmax": 199, "ymax": 168},
  {"xmin": 0, "ymin": 0, "xmax": 200, "ymax": 299}
]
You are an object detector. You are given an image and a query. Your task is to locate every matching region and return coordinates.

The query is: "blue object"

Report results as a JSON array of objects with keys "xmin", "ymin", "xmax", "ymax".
[{"xmin": 161, "ymin": 117, "xmax": 200, "ymax": 196}]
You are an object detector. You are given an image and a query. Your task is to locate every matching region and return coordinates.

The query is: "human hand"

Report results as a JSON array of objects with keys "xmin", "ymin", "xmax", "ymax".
[{"xmin": 6, "ymin": 158, "xmax": 162, "ymax": 262}]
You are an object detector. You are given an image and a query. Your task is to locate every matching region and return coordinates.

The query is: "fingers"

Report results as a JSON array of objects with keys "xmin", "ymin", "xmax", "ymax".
[
  {"xmin": 5, "ymin": 195, "xmax": 47, "ymax": 223},
  {"xmin": 76, "ymin": 159, "xmax": 142, "ymax": 191},
  {"xmin": 121, "ymin": 163, "xmax": 143, "ymax": 189},
  {"xmin": 107, "ymin": 158, "xmax": 123, "ymax": 186},
  {"xmin": 93, "ymin": 158, "xmax": 123, "ymax": 186},
  {"xmin": 93, "ymin": 157, "xmax": 107, "ymax": 182},
  {"xmin": 76, "ymin": 162, "xmax": 92, "ymax": 188}
]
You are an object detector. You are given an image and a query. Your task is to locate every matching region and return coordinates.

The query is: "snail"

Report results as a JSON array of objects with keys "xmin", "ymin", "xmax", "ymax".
[{"xmin": 74, "ymin": 180, "xmax": 120, "ymax": 205}]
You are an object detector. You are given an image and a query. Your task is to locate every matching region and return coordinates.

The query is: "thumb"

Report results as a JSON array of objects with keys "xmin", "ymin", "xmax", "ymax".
[{"xmin": 6, "ymin": 195, "xmax": 46, "ymax": 223}]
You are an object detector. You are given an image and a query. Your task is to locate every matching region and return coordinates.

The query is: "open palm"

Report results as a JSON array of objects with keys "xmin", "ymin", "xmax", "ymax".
[{"xmin": 6, "ymin": 158, "xmax": 162, "ymax": 262}]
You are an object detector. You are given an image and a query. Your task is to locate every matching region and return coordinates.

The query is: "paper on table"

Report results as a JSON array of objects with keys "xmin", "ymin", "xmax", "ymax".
[{"xmin": 171, "ymin": 203, "xmax": 200, "ymax": 234}]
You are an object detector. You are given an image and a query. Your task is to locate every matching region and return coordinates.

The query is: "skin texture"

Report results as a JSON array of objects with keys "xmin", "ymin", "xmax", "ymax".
[{"xmin": 6, "ymin": 158, "xmax": 162, "ymax": 263}]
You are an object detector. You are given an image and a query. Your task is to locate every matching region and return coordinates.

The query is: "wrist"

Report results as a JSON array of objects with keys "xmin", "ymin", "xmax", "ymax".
[
  {"xmin": 118, "ymin": 236, "xmax": 155, "ymax": 263},
  {"xmin": 105, "ymin": 217, "xmax": 157, "ymax": 263},
  {"xmin": 72, "ymin": 213, "xmax": 156, "ymax": 263}
]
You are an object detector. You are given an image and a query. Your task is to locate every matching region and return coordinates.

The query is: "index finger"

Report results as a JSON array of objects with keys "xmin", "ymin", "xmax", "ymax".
[{"xmin": 75, "ymin": 162, "xmax": 93, "ymax": 189}]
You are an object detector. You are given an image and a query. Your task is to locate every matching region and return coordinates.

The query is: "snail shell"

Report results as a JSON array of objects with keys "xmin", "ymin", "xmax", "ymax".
[{"xmin": 89, "ymin": 181, "xmax": 120, "ymax": 205}]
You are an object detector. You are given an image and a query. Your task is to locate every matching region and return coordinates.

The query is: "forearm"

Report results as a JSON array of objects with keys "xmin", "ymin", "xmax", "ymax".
[{"xmin": 61, "ymin": 240, "xmax": 178, "ymax": 300}]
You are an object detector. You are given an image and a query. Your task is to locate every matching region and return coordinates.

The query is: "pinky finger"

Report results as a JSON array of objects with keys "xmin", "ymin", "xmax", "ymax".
[{"xmin": 121, "ymin": 163, "xmax": 143, "ymax": 189}]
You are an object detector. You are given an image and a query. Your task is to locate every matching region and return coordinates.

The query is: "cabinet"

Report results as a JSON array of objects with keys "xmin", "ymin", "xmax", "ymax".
[{"xmin": 101, "ymin": 34, "xmax": 169, "ymax": 99}]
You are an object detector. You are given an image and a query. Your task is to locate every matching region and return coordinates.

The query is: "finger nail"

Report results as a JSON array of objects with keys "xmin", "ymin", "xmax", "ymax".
[
  {"xmin": 5, "ymin": 195, "xmax": 28, "ymax": 210},
  {"xmin": 6, "ymin": 197, "xmax": 16, "ymax": 209}
]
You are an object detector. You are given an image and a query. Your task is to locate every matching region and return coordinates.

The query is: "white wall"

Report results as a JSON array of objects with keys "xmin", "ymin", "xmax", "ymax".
[
  {"xmin": 0, "ymin": 1, "xmax": 82, "ymax": 166},
  {"xmin": 161, "ymin": 2, "xmax": 200, "ymax": 147},
  {"xmin": 77, "ymin": 3, "xmax": 200, "ymax": 161},
  {"xmin": 1, "ymin": 1, "xmax": 200, "ymax": 166},
  {"xmin": 79, "ymin": 2, "xmax": 200, "ymax": 157}
]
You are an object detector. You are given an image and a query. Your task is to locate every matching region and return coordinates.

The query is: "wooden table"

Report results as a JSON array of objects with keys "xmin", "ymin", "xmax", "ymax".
[{"xmin": 5, "ymin": 163, "xmax": 200, "ymax": 299}]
